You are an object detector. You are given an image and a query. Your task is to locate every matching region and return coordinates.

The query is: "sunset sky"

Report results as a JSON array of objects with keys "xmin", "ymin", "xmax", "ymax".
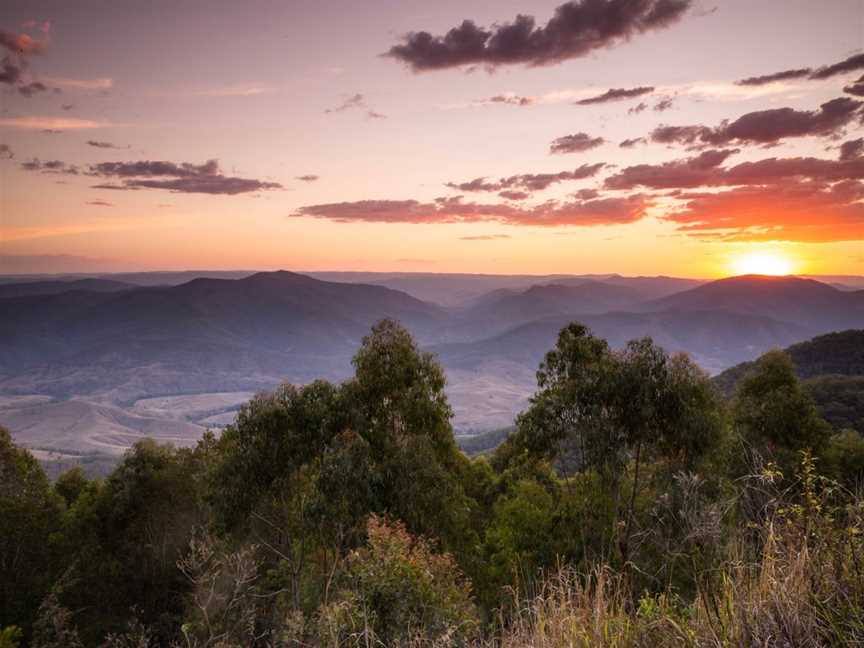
[{"xmin": 0, "ymin": 0, "xmax": 862, "ymax": 277}]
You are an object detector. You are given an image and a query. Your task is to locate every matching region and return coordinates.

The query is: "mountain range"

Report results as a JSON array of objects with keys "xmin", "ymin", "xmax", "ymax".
[{"xmin": 0, "ymin": 270, "xmax": 861, "ymax": 459}]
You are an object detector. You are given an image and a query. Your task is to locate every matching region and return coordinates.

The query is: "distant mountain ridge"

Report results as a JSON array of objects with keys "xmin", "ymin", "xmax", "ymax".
[{"xmin": 1, "ymin": 271, "xmax": 862, "ymax": 445}]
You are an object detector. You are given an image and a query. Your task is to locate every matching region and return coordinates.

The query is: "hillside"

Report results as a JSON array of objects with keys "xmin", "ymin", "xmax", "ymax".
[
  {"xmin": 643, "ymin": 275, "xmax": 864, "ymax": 334},
  {"xmin": 0, "ymin": 278, "xmax": 135, "ymax": 299},
  {"xmin": 714, "ymin": 330, "xmax": 864, "ymax": 433}
]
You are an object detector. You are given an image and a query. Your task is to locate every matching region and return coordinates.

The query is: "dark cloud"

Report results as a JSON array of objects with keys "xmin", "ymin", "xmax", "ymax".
[
  {"xmin": 575, "ymin": 86, "xmax": 654, "ymax": 105},
  {"xmin": 549, "ymin": 132, "xmax": 605, "ymax": 154},
  {"xmin": 86, "ymin": 200, "xmax": 113, "ymax": 207},
  {"xmin": 21, "ymin": 157, "xmax": 282, "ymax": 195},
  {"xmin": 40, "ymin": 129, "xmax": 62, "ymax": 135},
  {"xmin": 605, "ymin": 149, "xmax": 739, "ymax": 189},
  {"xmin": 498, "ymin": 190, "xmax": 530, "ymax": 200},
  {"xmin": 17, "ymin": 80, "xmax": 49, "ymax": 96},
  {"xmin": 120, "ymin": 176, "xmax": 282, "ymax": 195},
  {"xmin": 736, "ymin": 67, "xmax": 811, "ymax": 86},
  {"xmin": 653, "ymin": 96, "xmax": 674, "ymax": 111},
  {"xmin": 651, "ymin": 98, "xmax": 863, "ymax": 148},
  {"xmin": 325, "ymin": 93, "xmax": 365, "ymax": 113},
  {"xmin": 605, "ymin": 150, "xmax": 864, "ymax": 190},
  {"xmin": 0, "ymin": 144, "xmax": 12, "ymax": 159},
  {"xmin": 486, "ymin": 94, "xmax": 534, "ymax": 106},
  {"xmin": 20, "ymin": 158, "xmax": 79, "ymax": 174},
  {"xmin": 0, "ymin": 56, "xmax": 23, "ymax": 85},
  {"xmin": 84, "ymin": 158, "xmax": 282, "ymax": 195},
  {"xmin": 809, "ymin": 52, "xmax": 864, "ymax": 80},
  {"xmin": 296, "ymin": 174, "xmax": 319, "ymax": 182},
  {"xmin": 385, "ymin": 0, "xmax": 692, "ymax": 71},
  {"xmin": 839, "ymin": 138, "xmax": 864, "ymax": 161},
  {"xmin": 447, "ymin": 163, "xmax": 605, "ymax": 194},
  {"xmin": 293, "ymin": 193, "xmax": 649, "ymax": 227},
  {"xmin": 843, "ymin": 75, "xmax": 864, "ymax": 97},
  {"xmin": 460, "ymin": 234, "xmax": 511, "ymax": 240},
  {"xmin": 91, "ymin": 159, "xmax": 220, "ymax": 177},
  {"xmin": 619, "ymin": 137, "xmax": 646, "ymax": 148},
  {"xmin": 628, "ymin": 102, "xmax": 647, "ymax": 114},
  {"xmin": 61, "ymin": 103, "xmax": 74, "ymax": 111},
  {"xmin": 87, "ymin": 140, "xmax": 128, "ymax": 150},
  {"xmin": 325, "ymin": 93, "xmax": 387, "ymax": 119}
]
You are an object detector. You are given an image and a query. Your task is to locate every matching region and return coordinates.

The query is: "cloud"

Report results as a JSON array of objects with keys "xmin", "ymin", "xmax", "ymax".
[
  {"xmin": 619, "ymin": 137, "xmax": 646, "ymax": 148},
  {"xmin": 605, "ymin": 149, "xmax": 740, "ymax": 189},
  {"xmin": 40, "ymin": 129, "xmax": 62, "ymax": 135},
  {"xmin": 88, "ymin": 159, "xmax": 282, "ymax": 195},
  {"xmin": 293, "ymin": 193, "xmax": 649, "ymax": 227},
  {"xmin": 459, "ymin": 234, "xmax": 510, "ymax": 241},
  {"xmin": 628, "ymin": 102, "xmax": 647, "ymax": 114},
  {"xmin": 650, "ymin": 97, "xmax": 863, "ymax": 148},
  {"xmin": 324, "ymin": 93, "xmax": 387, "ymax": 119},
  {"xmin": 86, "ymin": 200, "xmax": 113, "ymax": 207},
  {"xmin": 653, "ymin": 96, "xmax": 674, "ymax": 111},
  {"xmin": 447, "ymin": 163, "xmax": 605, "ymax": 193},
  {"xmin": 499, "ymin": 190, "xmax": 531, "ymax": 200},
  {"xmin": 0, "ymin": 116, "xmax": 112, "ymax": 130},
  {"xmin": 575, "ymin": 86, "xmax": 654, "ymax": 105},
  {"xmin": 61, "ymin": 103, "xmax": 74, "ymax": 111},
  {"xmin": 844, "ymin": 75, "xmax": 864, "ymax": 97},
  {"xmin": 550, "ymin": 132, "xmax": 605, "ymax": 154},
  {"xmin": 606, "ymin": 150, "xmax": 864, "ymax": 190},
  {"xmin": 0, "ymin": 30, "xmax": 46, "ymax": 56},
  {"xmin": 460, "ymin": 234, "xmax": 511, "ymax": 240},
  {"xmin": 483, "ymin": 94, "xmax": 535, "ymax": 106},
  {"xmin": 385, "ymin": 0, "xmax": 692, "ymax": 71},
  {"xmin": 0, "ymin": 144, "xmax": 12, "ymax": 159},
  {"xmin": 44, "ymin": 76, "xmax": 113, "ymax": 90},
  {"xmin": 666, "ymin": 181, "xmax": 864, "ymax": 242},
  {"xmin": 19, "ymin": 155, "xmax": 283, "ymax": 195},
  {"xmin": 17, "ymin": 80, "xmax": 56, "ymax": 96},
  {"xmin": 809, "ymin": 52, "xmax": 864, "ymax": 80},
  {"xmin": 20, "ymin": 158, "xmax": 80, "ymax": 174},
  {"xmin": 839, "ymin": 138, "xmax": 864, "ymax": 161},
  {"xmin": 736, "ymin": 67, "xmax": 812, "ymax": 86},
  {"xmin": 87, "ymin": 140, "xmax": 128, "ymax": 149},
  {"xmin": 296, "ymin": 174, "xmax": 319, "ymax": 182},
  {"xmin": 0, "ymin": 56, "xmax": 23, "ymax": 84},
  {"xmin": 91, "ymin": 159, "xmax": 221, "ymax": 178}
]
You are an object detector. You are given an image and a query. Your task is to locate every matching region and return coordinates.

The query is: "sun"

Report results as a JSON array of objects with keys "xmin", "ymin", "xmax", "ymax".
[{"xmin": 730, "ymin": 250, "xmax": 796, "ymax": 276}]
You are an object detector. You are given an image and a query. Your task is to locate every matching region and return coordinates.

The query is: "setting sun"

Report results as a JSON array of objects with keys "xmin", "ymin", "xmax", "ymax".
[{"xmin": 731, "ymin": 251, "xmax": 796, "ymax": 276}]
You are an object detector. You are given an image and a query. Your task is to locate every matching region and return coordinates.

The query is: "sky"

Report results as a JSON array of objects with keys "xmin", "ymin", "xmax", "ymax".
[{"xmin": 0, "ymin": 0, "xmax": 862, "ymax": 278}]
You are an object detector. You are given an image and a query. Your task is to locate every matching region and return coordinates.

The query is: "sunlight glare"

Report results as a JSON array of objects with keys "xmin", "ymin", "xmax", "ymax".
[{"xmin": 730, "ymin": 251, "xmax": 795, "ymax": 276}]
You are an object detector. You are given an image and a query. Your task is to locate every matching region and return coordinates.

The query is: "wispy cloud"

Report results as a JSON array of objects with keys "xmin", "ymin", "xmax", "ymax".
[
  {"xmin": 0, "ymin": 116, "xmax": 116, "ymax": 130},
  {"xmin": 44, "ymin": 76, "xmax": 113, "ymax": 90}
]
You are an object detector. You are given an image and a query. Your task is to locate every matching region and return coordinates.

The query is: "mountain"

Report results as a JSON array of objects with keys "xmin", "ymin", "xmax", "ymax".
[
  {"xmin": 432, "ymin": 308, "xmax": 812, "ymax": 377},
  {"xmin": 714, "ymin": 330, "xmax": 864, "ymax": 394},
  {"xmin": 641, "ymin": 275, "xmax": 864, "ymax": 334},
  {"xmin": 0, "ymin": 271, "xmax": 446, "ymax": 402},
  {"xmin": 0, "ymin": 278, "xmax": 135, "ymax": 299},
  {"xmin": 446, "ymin": 281, "xmax": 644, "ymax": 341},
  {"xmin": 713, "ymin": 330, "xmax": 864, "ymax": 433}
]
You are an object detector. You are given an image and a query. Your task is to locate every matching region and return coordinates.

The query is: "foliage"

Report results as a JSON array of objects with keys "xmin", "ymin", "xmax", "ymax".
[
  {"xmin": 3, "ymin": 320, "xmax": 864, "ymax": 647},
  {"xmin": 318, "ymin": 515, "xmax": 479, "ymax": 646},
  {"xmin": 732, "ymin": 350, "xmax": 832, "ymax": 475}
]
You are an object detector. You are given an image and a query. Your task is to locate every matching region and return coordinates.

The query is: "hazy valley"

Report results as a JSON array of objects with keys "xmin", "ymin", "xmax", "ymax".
[{"xmin": 1, "ymin": 270, "xmax": 862, "ymax": 467}]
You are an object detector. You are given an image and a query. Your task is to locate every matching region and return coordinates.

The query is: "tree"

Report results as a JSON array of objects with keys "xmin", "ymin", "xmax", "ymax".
[
  {"xmin": 0, "ymin": 427, "xmax": 62, "ymax": 640},
  {"xmin": 55, "ymin": 440, "xmax": 207, "ymax": 645},
  {"xmin": 317, "ymin": 515, "xmax": 479, "ymax": 646},
  {"xmin": 733, "ymin": 350, "xmax": 832, "ymax": 474},
  {"xmin": 506, "ymin": 324, "xmax": 723, "ymax": 566}
]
